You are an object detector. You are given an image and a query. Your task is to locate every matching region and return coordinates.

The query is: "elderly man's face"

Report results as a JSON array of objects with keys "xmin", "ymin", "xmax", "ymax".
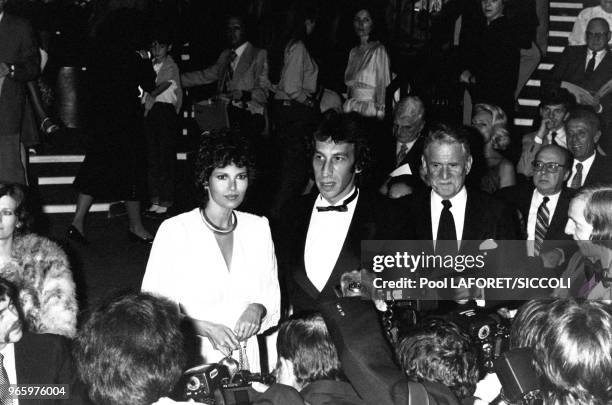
[
  {"xmin": 394, "ymin": 114, "xmax": 425, "ymax": 144},
  {"xmin": 422, "ymin": 142, "xmax": 472, "ymax": 199},
  {"xmin": 567, "ymin": 118, "xmax": 600, "ymax": 161},
  {"xmin": 533, "ymin": 146, "xmax": 570, "ymax": 196},
  {"xmin": 0, "ymin": 294, "xmax": 22, "ymax": 347},
  {"xmin": 586, "ymin": 20, "xmax": 611, "ymax": 52},
  {"xmin": 226, "ymin": 18, "xmax": 245, "ymax": 49}
]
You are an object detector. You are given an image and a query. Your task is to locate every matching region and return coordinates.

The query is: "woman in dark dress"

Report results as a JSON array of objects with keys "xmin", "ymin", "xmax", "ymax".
[
  {"xmin": 459, "ymin": 0, "xmax": 520, "ymax": 121},
  {"xmin": 67, "ymin": 8, "xmax": 156, "ymax": 244}
]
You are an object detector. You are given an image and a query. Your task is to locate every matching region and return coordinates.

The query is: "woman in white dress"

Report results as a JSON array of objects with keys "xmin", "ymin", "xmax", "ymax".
[
  {"xmin": 343, "ymin": 6, "xmax": 391, "ymax": 120},
  {"xmin": 142, "ymin": 134, "xmax": 280, "ymax": 372}
]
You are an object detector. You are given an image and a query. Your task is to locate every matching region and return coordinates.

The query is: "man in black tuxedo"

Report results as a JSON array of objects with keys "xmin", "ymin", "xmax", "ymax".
[
  {"xmin": 375, "ymin": 96, "xmax": 427, "ymax": 198},
  {"xmin": 550, "ymin": 18, "xmax": 612, "ymax": 151},
  {"xmin": 566, "ymin": 107, "xmax": 612, "ymax": 188},
  {"xmin": 498, "ymin": 145, "xmax": 576, "ymax": 271},
  {"xmin": 275, "ymin": 112, "xmax": 385, "ymax": 315},
  {"xmin": 0, "ymin": 278, "xmax": 86, "ymax": 405}
]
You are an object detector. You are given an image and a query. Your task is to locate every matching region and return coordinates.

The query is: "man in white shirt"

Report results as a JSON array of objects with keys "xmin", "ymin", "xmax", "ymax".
[
  {"xmin": 517, "ymin": 88, "xmax": 574, "ymax": 177},
  {"xmin": 566, "ymin": 107, "xmax": 612, "ymax": 188},
  {"xmin": 275, "ymin": 113, "xmax": 385, "ymax": 314}
]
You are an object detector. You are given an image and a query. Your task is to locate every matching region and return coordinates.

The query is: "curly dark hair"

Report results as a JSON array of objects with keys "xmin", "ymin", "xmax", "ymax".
[
  {"xmin": 396, "ymin": 319, "xmax": 479, "ymax": 401},
  {"xmin": 73, "ymin": 292, "xmax": 186, "ymax": 405},
  {"xmin": 193, "ymin": 131, "xmax": 256, "ymax": 205},
  {"xmin": 0, "ymin": 182, "xmax": 32, "ymax": 236}
]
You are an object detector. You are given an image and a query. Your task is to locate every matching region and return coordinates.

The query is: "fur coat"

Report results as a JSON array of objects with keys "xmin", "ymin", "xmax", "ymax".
[{"xmin": 0, "ymin": 234, "xmax": 77, "ymax": 338}]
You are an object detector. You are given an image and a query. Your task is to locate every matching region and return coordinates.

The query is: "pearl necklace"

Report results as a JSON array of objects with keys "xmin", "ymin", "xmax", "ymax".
[{"xmin": 200, "ymin": 209, "xmax": 237, "ymax": 234}]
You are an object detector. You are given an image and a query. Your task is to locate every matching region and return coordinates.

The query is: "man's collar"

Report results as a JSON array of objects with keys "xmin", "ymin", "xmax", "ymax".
[
  {"xmin": 431, "ymin": 186, "xmax": 467, "ymax": 204},
  {"xmin": 318, "ymin": 186, "xmax": 358, "ymax": 207},
  {"xmin": 575, "ymin": 151, "xmax": 597, "ymax": 164},
  {"xmin": 534, "ymin": 187, "xmax": 562, "ymax": 199},
  {"xmin": 233, "ymin": 41, "xmax": 249, "ymax": 57}
]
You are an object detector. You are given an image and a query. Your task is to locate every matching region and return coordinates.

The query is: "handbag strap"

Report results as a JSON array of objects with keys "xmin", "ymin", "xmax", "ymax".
[{"xmin": 408, "ymin": 382, "xmax": 430, "ymax": 405}]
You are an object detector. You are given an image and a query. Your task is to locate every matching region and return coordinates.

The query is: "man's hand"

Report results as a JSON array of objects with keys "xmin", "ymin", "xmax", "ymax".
[
  {"xmin": 388, "ymin": 182, "xmax": 413, "ymax": 199},
  {"xmin": 234, "ymin": 303, "xmax": 265, "ymax": 341},
  {"xmin": 231, "ymin": 89, "xmax": 243, "ymax": 101},
  {"xmin": 536, "ymin": 117, "xmax": 550, "ymax": 140},
  {"xmin": 191, "ymin": 318, "xmax": 240, "ymax": 356},
  {"xmin": 459, "ymin": 70, "xmax": 475, "ymax": 84},
  {"xmin": 0, "ymin": 63, "xmax": 9, "ymax": 78}
]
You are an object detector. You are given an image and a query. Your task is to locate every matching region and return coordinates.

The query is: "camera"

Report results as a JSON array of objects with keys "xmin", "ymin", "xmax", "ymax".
[
  {"xmin": 452, "ymin": 308, "xmax": 510, "ymax": 373},
  {"xmin": 181, "ymin": 364, "xmax": 275, "ymax": 405}
]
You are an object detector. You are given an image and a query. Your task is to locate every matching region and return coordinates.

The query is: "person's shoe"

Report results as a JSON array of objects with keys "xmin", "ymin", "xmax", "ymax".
[
  {"xmin": 144, "ymin": 205, "xmax": 169, "ymax": 219},
  {"xmin": 66, "ymin": 225, "xmax": 89, "ymax": 245},
  {"xmin": 128, "ymin": 230, "xmax": 154, "ymax": 245}
]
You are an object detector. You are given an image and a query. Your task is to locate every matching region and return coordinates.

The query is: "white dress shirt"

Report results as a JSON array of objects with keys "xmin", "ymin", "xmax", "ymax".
[
  {"xmin": 231, "ymin": 42, "xmax": 248, "ymax": 71},
  {"xmin": 567, "ymin": 153, "xmax": 596, "ymax": 187},
  {"xmin": 304, "ymin": 188, "xmax": 358, "ymax": 292},
  {"xmin": 0, "ymin": 343, "xmax": 19, "ymax": 405},
  {"xmin": 431, "ymin": 187, "xmax": 467, "ymax": 249},
  {"xmin": 526, "ymin": 189, "xmax": 561, "ymax": 256}
]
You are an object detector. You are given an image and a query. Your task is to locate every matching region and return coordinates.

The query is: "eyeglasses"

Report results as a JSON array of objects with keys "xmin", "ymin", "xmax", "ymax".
[
  {"xmin": 532, "ymin": 161, "xmax": 567, "ymax": 173},
  {"xmin": 586, "ymin": 31, "xmax": 610, "ymax": 40}
]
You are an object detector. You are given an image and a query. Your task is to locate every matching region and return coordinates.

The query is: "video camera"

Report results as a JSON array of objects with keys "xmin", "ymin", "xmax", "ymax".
[{"xmin": 180, "ymin": 364, "xmax": 275, "ymax": 405}]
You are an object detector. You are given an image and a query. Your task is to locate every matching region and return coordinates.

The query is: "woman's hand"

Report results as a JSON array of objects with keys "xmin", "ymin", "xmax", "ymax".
[
  {"xmin": 191, "ymin": 318, "xmax": 240, "ymax": 357},
  {"xmin": 234, "ymin": 303, "xmax": 266, "ymax": 341}
]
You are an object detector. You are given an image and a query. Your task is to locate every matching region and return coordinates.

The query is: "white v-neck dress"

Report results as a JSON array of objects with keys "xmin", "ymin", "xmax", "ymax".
[{"xmin": 142, "ymin": 208, "xmax": 280, "ymax": 372}]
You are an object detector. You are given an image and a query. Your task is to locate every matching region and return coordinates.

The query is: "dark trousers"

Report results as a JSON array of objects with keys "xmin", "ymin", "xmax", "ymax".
[
  {"xmin": 271, "ymin": 101, "xmax": 319, "ymax": 215},
  {"xmin": 145, "ymin": 102, "xmax": 177, "ymax": 206}
]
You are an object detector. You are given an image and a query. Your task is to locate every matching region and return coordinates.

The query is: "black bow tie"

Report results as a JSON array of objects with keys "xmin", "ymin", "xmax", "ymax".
[
  {"xmin": 316, "ymin": 188, "xmax": 358, "ymax": 212},
  {"xmin": 584, "ymin": 258, "xmax": 604, "ymax": 282}
]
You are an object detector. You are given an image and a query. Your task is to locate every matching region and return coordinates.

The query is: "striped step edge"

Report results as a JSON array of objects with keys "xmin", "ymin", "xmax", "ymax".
[
  {"xmin": 550, "ymin": 2, "xmax": 584, "ymax": 8},
  {"xmin": 31, "ymin": 153, "xmax": 188, "ymax": 164},
  {"xmin": 550, "ymin": 30, "xmax": 571, "ymax": 38},
  {"xmin": 550, "ymin": 15, "xmax": 578, "ymax": 22},
  {"xmin": 518, "ymin": 98, "xmax": 541, "ymax": 107},
  {"xmin": 43, "ymin": 203, "xmax": 110, "ymax": 214},
  {"xmin": 515, "ymin": 118, "xmax": 534, "ymax": 127}
]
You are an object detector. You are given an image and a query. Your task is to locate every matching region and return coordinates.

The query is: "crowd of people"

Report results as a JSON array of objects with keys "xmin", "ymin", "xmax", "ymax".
[{"xmin": 2, "ymin": 0, "xmax": 612, "ymax": 404}]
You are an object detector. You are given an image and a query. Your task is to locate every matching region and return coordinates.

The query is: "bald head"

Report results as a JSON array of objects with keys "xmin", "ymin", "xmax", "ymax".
[
  {"xmin": 586, "ymin": 18, "xmax": 611, "ymax": 52},
  {"xmin": 393, "ymin": 96, "xmax": 425, "ymax": 143}
]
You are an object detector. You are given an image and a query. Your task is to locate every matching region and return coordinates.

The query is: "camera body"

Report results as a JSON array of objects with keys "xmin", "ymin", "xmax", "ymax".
[
  {"xmin": 181, "ymin": 364, "xmax": 275, "ymax": 405},
  {"xmin": 453, "ymin": 308, "xmax": 510, "ymax": 373}
]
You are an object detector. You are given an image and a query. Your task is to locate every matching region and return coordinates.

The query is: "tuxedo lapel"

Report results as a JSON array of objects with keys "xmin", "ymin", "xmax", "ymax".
[{"xmin": 293, "ymin": 194, "xmax": 322, "ymax": 300}]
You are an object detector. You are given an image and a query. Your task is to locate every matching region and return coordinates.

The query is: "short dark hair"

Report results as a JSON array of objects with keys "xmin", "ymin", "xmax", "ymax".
[
  {"xmin": 193, "ymin": 131, "xmax": 255, "ymax": 204},
  {"xmin": 311, "ymin": 111, "xmax": 372, "ymax": 175},
  {"xmin": 277, "ymin": 312, "xmax": 342, "ymax": 390},
  {"xmin": 567, "ymin": 106, "xmax": 601, "ymax": 133},
  {"xmin": 396, "ymin": 319, "xmax": 479, "ymax": 400},
  {"xmin": 73, "ymin": 292, "xmax": 186, "ymax": 405},
  {"xmin": 0, "ymin": 182, "xmax": 31, "ymax": 235},
  {"xmin": 539, "ymin": 87, "xmax": 575, "ymax": 111},
  {"xmin": 0, "ymin": 277, "xmax": 23, "ymax": 323},
  {"xmin": 423, "ymin": 123, "xmax": 472, "ymax": 159},
  {"xmin": 537, "ymin": 299, "xmax": 612, "ymax": 405}
]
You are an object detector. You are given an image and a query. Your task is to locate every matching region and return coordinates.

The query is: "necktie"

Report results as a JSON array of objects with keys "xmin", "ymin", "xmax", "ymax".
[
  {"xmin": 0, "ymin": 354, "xmax": 11, "ymax": 405},
  {"xmin": 586, "ymin": 51, "xmax": 597, "ymax": 76},
  {"xmin": 223, "ymin": 51, "xmax": 238, "ymax": 93},
  {"xmin": 436, "ymin": 200, "xmax": 458, "ymax": 255},
  {"xmin": 397, "ymin": 143, "xmax": 408, "ymax": 166},
  {"xmin": 550, "ymin": 131, "xmax": 558, "ymax": 146},
  {"xmin": 570, "ymin": 162, "xmax": 583, "ymax": 189},
  {"xmin": 534, "ymin": 196, "xmax": 549, "ymax": 256},
  {"xmin": 316, "ymin": 188, "xmax": 359, "ymax": 212}
]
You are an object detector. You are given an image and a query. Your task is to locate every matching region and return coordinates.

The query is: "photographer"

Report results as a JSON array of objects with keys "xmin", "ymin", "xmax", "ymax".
[
  {"xmin": 254, "ymin": 312, "xmax": 365, "ymax": 405},
  {"xmin": 73, "ymin": 292, "xmax": 189, "ymax": 405},
  {"xmin": 396, "ymin": 319, "xmax": 479, "ymax": 404}
]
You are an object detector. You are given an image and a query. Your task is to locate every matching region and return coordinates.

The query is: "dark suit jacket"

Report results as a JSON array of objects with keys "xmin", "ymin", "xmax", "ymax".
[
  {"xmin": 0, "ymin": 13, "xmax": 40, "ymax": 137},
  {"xmin": 580, "ymin": 152, "xmax": 612, "ymax": 187},
  {"xmin": 551, "ymin": 46, "xmax": 612, "ymax": 95},
  {"xmin": 496, "ymin": 183, "xmax": 576, "ymax": 262},
  {"xmin": 387, "ymin": 188, "xmax": 520, "ymax": 242},
  {"xmin": 373, "ymin": 135, "xmax": 426, "ymax": 193},
  {"xmin": 275, "ymin": 191, "xmax": 384, "ymax": 315},
  {"xmin": 253, "ymin": 380, "xmax": 366, "ymax": 405},
  {"xmin": 15, "ymin": 332, "xmax": 89, "ymax": 405},
  {"xmin": 319, "ymin": 298, "xmax": 461, "ymax": 405}
]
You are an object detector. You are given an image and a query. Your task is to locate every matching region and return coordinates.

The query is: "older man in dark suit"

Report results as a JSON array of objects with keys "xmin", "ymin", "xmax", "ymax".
[
  {"xmin": 498, "ymin": 145, "xmax": 576, "ymax": 272},
  {"xmin": 275, "ymin": 113, "xmax": 386, "ymax": 315},
  {"xmin": 550, "ymin": 18, "xmax": 612, "ymax": 151},
  {"xmin": 0, "ymin": 0, "xmax": 39, "ymax": 184},
  {"xmin": 566, "ymin": 107, "xmax": 612, "ymax": 188}
]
